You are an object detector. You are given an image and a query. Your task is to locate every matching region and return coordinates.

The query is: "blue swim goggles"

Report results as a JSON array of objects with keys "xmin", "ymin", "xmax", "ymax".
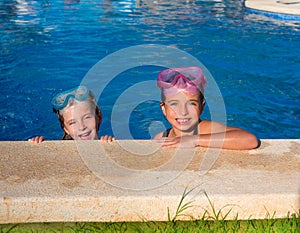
[{"xmin": 51, "ymin": 86, "xmax": 89, "ymax": 111}]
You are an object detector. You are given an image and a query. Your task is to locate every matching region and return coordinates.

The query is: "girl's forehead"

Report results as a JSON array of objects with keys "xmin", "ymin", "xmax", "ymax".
[
  {"xmin": 63, "ymin": 101, "xmax": 94, "ymax": 116},
  {"xmin": 165, "ymin": 91, "xmax": 200, "ymax": 101}
]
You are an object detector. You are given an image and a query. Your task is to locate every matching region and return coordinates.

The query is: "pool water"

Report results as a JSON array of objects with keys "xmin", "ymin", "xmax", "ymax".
[{"xmin": 0, "ymin": 0, "xmax": 299, "ymax": 140}]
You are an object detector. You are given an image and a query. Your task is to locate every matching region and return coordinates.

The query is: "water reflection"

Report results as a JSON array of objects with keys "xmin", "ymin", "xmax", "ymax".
[
  {"xmin": 96, "ymin": 0, "xmax": 300, "ymax": 31},
  {"xmin": 0, "ymin": 0, "xmax": 299, "ymax": 140},
  {"xmin": 0, "ymin": 0, "xmax": 52, "ymax": 42},
  {"xmin": 64, "ymin": 0, "xmax": 80, "ymax": 5}
]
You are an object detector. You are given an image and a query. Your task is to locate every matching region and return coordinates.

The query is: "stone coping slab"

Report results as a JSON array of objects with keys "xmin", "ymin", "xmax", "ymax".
[
  {"xmin": 0, "ymin": 139, "xmax": 299, "ymax": 223},
  {"xmin": 245, "ymin": 0, "xmax": 300, "ymax": 15}
]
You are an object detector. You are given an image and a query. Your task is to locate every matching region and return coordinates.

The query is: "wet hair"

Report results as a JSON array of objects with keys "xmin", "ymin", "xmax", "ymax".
[{"xmin": 53, "ymin": 91, "xmax": 102, "ymax": 140}]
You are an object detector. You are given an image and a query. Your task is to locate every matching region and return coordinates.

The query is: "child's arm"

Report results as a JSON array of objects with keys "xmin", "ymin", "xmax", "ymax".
[
  {"xmin": 195, "ymin": 128, "xmax": 258, "ymax": 149},
  {"xmin": 196, "ymin": 121, "xmax": 259, "ymax": 149},
  {"xmin": 28, "ymin": 136, "xmax": 45, "ymax": 143},
  {"xmin": 155, "ymin": 121, "xmax": 259, "ymax": 150}
]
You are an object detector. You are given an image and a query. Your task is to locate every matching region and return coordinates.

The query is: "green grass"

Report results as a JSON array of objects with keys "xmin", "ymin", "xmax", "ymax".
[
  {"xmin": 1, "ymin": 188, "xmax": 299, "ymax": 233},
  {"xmin": 0, "ymin": 216, "xmax": 299, "ymax": 233}
]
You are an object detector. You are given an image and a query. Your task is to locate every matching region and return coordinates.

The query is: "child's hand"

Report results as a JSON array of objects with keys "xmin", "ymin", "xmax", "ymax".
[
  {"xmin": 155, "ymin": 135, "xmax": 198, "ymax": 148},
  {"xmin": 99, "ymin": 135, "xmax": 116, "ymax": 142},
  {"xmin": 28, "ymin": 136, "xmax": 45, "ymax": 143}
]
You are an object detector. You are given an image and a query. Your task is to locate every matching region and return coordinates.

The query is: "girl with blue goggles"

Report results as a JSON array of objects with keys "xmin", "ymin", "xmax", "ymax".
[{"xmin": 29, "ymin": 86, "xmax": 115, "ymax": 142}]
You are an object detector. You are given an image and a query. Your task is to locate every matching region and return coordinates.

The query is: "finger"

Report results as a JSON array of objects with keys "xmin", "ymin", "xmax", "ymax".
[
  {"xmin": 109, "ymin": 136, "xmax": 116, "ymax": 142},
  {"xmin": 99, "ymin": 135, "xmax": 108, "ymax": 141},
  {"xmin": 162, "ymin": 139, "xmax": 179, "ymax": 146},
  {"xmin": 100, "ymin": 135, "xmax": 115, "ymax": 142},
  {"xmin": 32, "ymin": 137, "xmax": 39, "ymax": 143},
  {"xmin": 106, "ymin": 136, "xmax": 113, "ymax": 142},
  {"xmin": 38, "ymin": 136, "xmax": 45, "ymax": 143}
]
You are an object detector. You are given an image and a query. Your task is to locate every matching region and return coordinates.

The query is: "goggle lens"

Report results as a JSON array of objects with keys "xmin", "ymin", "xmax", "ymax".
[
  {"xmin": 157, "ymin": 67, "xmax": 206, "ymax": 90},
  {"xmin": 51, "ymin": 86, "xmax": 89, "ymax": 111}
]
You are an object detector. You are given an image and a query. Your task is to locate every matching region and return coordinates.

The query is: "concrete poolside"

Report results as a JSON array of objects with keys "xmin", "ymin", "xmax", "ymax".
[
  {"xmin": 245, "ymin": 0, "xmax": 300, "ymax": 16},
  {"xmin": 0, "ymin": 139, "xmax": 299, "ymax": 223}
]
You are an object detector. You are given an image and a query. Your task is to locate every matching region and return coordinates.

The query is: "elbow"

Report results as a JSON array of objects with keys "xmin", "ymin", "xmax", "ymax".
[{"xmin": 244, "ymin": 134, "xmax": 260, "ymax": 150}]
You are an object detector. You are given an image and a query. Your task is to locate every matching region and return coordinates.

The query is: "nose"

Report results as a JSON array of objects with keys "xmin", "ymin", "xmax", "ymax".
[
  {"xmin": 78, "ymin": 120, "xmax": 87, "ymax": 131},
  {"xmin": 179, "ymin": 103, "xmax": 188, "ymax": 116}
]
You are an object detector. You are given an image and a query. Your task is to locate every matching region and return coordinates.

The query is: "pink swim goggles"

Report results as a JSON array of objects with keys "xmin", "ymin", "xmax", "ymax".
[{"xmin": 157, "ymin": 66, "xmax": 206, "ymax": 95}]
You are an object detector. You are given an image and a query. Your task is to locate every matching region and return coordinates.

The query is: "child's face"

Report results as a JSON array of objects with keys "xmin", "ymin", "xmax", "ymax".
[
  {"xmin": 161, "ymin": 91, "xmax": 204, "ymax": 135},
  {"xmin": 62, "ymin": 101, "xmax": 98, "ymax": 140}
]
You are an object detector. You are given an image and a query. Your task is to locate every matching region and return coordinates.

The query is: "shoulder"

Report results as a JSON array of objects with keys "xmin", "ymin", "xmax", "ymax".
[{"xmin": 199, "ymin": 120, "xmax": 236, "ymax": 134}]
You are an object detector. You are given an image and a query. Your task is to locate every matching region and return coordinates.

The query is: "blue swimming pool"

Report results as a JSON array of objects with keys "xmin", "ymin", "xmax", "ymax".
[{"xmin": 0, "ymin": 0, "xmax": 299, "ymax": 141}]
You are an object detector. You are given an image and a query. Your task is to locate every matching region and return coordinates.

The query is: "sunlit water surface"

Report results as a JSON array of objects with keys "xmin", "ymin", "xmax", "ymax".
[{"xmin": 0, "ymin": 0, "xmax": 299, "ymax": 140}]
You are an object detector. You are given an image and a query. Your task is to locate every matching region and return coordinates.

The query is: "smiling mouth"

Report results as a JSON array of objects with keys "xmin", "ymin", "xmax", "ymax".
[
  {"xmin": 78, "ymin": 131, "xmax": 92, "ymax": 139},
  {"xmin": 176, "ymin": 118, "xmax": 191, "ymax": 124}
]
